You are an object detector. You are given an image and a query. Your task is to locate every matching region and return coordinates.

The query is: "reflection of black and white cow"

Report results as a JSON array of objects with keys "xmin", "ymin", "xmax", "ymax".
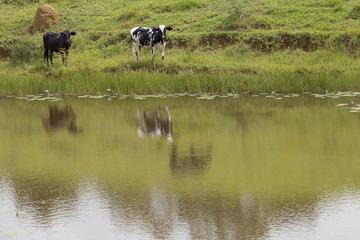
[
  {"xmin": 130, "ymin": 25, "xmax": 173, "ymax": 64},
  {"xmin": 137, "ymin": 106, "xmax": 173, "ymax": 141},
  {"xmin": 42, "ymin": 105, "xmax": 78, "ymax": 136},
  {"xmin": 43, "ymin": 29, "xmax": 76, "ymax": 66}
]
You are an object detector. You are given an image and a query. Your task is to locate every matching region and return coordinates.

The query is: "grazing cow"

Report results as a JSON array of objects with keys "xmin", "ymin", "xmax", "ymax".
[
  {"xmin": 130, "ymin": 25, "xmax": 173, "ymax": 64},
  {"xmin": 43, "ymin": 29, "xmax": 76, "ymax": 66}
]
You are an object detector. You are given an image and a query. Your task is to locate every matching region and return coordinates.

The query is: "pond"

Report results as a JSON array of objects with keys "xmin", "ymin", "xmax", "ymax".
[{"xmin": 1, "ymin": 93, "xmax": 360, "ymax": 240}]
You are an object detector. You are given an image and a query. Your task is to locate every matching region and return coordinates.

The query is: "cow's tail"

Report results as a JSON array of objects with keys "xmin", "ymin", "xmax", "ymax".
[
  {"xmin": 43, "ymin": 33, "xmax": 49, "ymax": 49},
  {"xmin": 43, "ymin": 34, "xmax": 48, "ymax": 60},
  {"xmin": 43, "ymin": 33, "xmax": 49, "ymax": 44}
]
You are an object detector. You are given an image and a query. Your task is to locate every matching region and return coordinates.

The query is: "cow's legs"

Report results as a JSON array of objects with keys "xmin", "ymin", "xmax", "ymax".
[
  {"xmin": 61, "ymin": 51, "xmax": 69, "ymax": 66},
  {"xmin": 44, "ymin": 48, "xmax": 49, "ymax": 66},
  {"xmin": 131, "ymin": 43, "xmax": 136, "ymax": 57},
  {"xmin": 133, "ymin": 44, "xmax": 141, "ymax": 63},
  {"xmin": 161, "ymin": 44, "xmax": 166, "ymax": 60},
  {"xmin": 61, "ymin": 52, "xmax": 65, "ymax": 65},
  {"xmin": 152, "ymin": 46, "xmax": 156, "ymax": 66},
  {"xmin": 136, "ymin": 46, "xmax": 141, "ymax": 63},
  {"xmin": 49, "ymin": 49, "xmax": 54, "ymax": 65},
  {"xmin": 65, "ymin": 51, "xmax": 69, "ymax": 66}
]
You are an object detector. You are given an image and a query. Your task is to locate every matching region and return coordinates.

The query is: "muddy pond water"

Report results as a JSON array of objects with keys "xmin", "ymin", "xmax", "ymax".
[{"xmin": 1, "ymin": 93, "xmax": 360, "ymax": 240}]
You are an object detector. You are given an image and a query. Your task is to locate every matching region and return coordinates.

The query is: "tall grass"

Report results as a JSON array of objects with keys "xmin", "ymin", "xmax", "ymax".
[{"xmin": 1, "ymin": 60, "xmax": 360, "ymax": 95}]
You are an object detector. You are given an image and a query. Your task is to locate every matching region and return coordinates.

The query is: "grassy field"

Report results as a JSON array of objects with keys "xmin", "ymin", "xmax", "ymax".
[{"xmin": 0, "ymin": 0, "xmax": 360, "ymax": 95}]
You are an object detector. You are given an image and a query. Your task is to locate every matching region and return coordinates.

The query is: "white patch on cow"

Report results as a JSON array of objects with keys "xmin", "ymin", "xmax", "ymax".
[
  {"xmin": 158, "ymin": 25, "xmax": 166, "ymax": 41},
  {"xmin": 130, "ymin": 27, "xmax": 137, "ymax": 37},
  {"xmin": 159, "ymin": 25, "xmax": 166, "ymax": 32}
]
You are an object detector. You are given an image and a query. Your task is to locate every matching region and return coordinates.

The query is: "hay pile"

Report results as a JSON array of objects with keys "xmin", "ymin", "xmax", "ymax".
[{"xmin": 28, "ymin": 5, "xmax": 60, "ymax": 34}]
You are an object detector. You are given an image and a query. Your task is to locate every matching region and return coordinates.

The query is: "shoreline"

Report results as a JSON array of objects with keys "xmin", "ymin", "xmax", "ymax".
[{"xmin": 0, "ymin": 69, "xmax": 360, "ymax": 96}]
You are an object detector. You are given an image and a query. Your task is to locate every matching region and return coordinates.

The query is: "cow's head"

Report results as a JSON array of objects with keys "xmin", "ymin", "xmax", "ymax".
[
  {"xmin": 60, "ymin": 30, "xmax": 76, "ymax": 50},
  {"xmin": 152, "ymin": 25, "xmax": 173, "ymax": 43}
]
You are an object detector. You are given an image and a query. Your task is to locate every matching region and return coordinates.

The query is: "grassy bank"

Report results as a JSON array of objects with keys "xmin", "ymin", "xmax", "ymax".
[{"xmin": 1, "ymin": 0, "xmax": 360, "ymax": 95}]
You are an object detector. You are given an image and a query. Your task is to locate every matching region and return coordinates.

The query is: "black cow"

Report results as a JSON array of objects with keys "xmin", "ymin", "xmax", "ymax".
[
  {"xmin": 43, "ymin": 30, "xmax": 76, "ymax": 66},
  {"xmin": 130, "ymin": 25, "xmax": 173, "ymax": 65}
]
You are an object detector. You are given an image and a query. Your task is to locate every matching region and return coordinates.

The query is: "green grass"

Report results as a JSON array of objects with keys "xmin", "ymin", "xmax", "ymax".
[
  {"xmin": 1, "ymin": 0, "xmax": 360, "ymax": 95},
  {"xmin": 1, "ymin": 49, "xmax": 360, "ymax": 95}
]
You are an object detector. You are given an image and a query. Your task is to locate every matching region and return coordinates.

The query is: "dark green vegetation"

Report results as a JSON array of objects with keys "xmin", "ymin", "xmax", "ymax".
[{"xmin": 1, "ymin": 0, "xmax": 360, "ymax": 95}]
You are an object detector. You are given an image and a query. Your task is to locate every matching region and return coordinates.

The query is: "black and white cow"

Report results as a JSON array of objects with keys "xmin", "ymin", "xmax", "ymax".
[
  {"xmin": 130, "ymin": 25, "xmax": 173, "ymax": 64},
  {"xmin": 43, "ymin": 30, "xmax": 76, "ymax": 66}
]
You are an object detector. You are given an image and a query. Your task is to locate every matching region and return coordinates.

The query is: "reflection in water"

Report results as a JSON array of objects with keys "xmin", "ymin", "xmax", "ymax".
[
  {"xmin": 137, "ymin": 106, "xmax": 213, "ymax": 176},
  {"xmin": 11, "ymin": 177, "xmax": 78, "ymax": 227},
  {"xmin": 2, "ymin": 96, "xmax": 360, "ymax": 239},
  {"xmin": 137, "ymin": 106, "xmax": 173, "ymax": 141},
  {"xmin": 103, "ymin": 186, "xmax": 265, "ymax": 239},
  {"xmin": 42, "ymin": 105, "xmax": 78, "ymax": 135},
  {"xmin": 169, "ymin": 144, "xmax": 213, "ymax": 176}
]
